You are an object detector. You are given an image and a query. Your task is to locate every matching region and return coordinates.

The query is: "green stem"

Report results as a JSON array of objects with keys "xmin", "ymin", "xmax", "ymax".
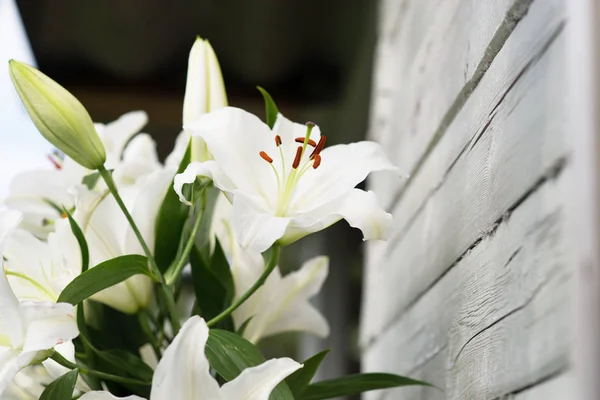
[
  {"xmin": 165, "ymin": 200, "xmax": 205, "ymax": 286},
  {"xmin": 207, "ymin": 245, "xmax": 280, "ymax": 328},
  {"xmin": 98, "ymin": 165, "xmax": 181, "ymax": 334},
  {"xmin": 138, "ymin": 311, "xmax": 162, "ymax": 359},
  {"xmin": 50, "ymin": 351, "xmax": 151, "ymax": 387}
]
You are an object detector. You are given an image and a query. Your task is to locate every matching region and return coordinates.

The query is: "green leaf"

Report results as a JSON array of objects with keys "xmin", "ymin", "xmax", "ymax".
[
  {"xmin": 64, "ymin": 210, "xmax": 89, "ymax": 272},
  {"xmin": 39, "ymin": 368, "xmax": 78, "ymax": 400},
  {"xmin": 154, "ymin": 143, "xmax": 191, "ymax": 273},
  {"xmin": 206, "ymin": 329, "xmax": 295, "ymax": 400},
  {"xmin": 299, "ymin": 373, "xmax": 434, "ymax": 400},
  {"xmin": 257, "ymin": 86, "xmax": 279, "ymax": 129},
  {"xmin": 82, "ymin": 171, "xmax": 101, "ymax": 190},
  {"xmin": 57, "ymin": 255, "xmax": 154, "ymax": 305},
  {"xmin": 287, "ymin": 350, "xmax": 330, "ymax": 397},
  {"xmin": 190, "ymin": 240, "xmax": 234, "ymax": 327},
  {"xmin": 94, "ymin": 348, "xmax": 154, "ymax": 382}
]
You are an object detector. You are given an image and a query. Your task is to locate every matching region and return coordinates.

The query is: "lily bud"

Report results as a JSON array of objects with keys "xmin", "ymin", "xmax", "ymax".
[
  {"xmin": 183, "ymin": 37, "xmax": 228, "ymax": 162},
  {"xmin": 8, "ymin": 60, "xmax": 106, "ymax": 170}
]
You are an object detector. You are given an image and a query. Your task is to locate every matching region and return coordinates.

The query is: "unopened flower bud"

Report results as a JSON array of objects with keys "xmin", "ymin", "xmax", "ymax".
[{"xmin": 9, "ymin": 60, "xmax": 106, "ymax": 170}]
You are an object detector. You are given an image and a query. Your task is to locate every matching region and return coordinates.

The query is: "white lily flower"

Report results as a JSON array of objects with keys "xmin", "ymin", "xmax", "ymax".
[
  {"xmin": 0, "ymin": 210, "xmax": 79, "ymax": 396},
  {"xmin": 183, "ymin": 36, "xmax": 228, "ymax": 163},
  {"xmin": 57, "ymin": 168, "xmax": 174, "ymax": 314},
  {"xmin": 80, "ymin": 316, "xmax": 302, "ymax": 400},
  {"xmin": 175, "ymin": 107, "xmax": 398, "ymax": 252},
  {"xmin": 4, "ymin": 111, "xmax": 159, "ymax": 239},
  {"xmin": 211, "ymin": 194, "xmax": 329, "ymax": 343}
]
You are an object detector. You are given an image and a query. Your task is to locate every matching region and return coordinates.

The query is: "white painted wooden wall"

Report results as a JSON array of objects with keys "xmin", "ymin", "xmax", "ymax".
[{"xmin": 360, "ymin": 0, "xmax": 577, "ymax": 398}]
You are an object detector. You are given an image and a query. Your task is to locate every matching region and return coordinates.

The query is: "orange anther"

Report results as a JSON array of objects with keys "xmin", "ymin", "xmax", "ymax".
[
  {"xmin": 259, "ymin": 151, "xmax": 273, "ymax": 163},
  {"xmin": 292, "ymin": 146, "xmax": 303, "ymax": 169},
  {"xmin": 294, "ymin": 137, "xmax": 316, "ymax": 147},
  {"xmin": 312, "ymin": 154, "xmax": 322, "ymax": 169},
  {"xmin": 275, "ymin": 135, "xmax": 282, "ymax": 146},
  {"xmin": 310, "ymin": 135, "xmax": 326, "ymax": 159}
]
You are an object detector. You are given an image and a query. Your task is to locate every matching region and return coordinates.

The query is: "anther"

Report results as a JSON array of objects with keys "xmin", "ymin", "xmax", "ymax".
[
  {"xmin": 310, "ymin": 135, "xmax": 327, "ymax": 158},
  {"xmin": 47, "ymin": 154, "xmax": 62, "ymax": 170},
  {"xmin": 292, "ymin": 146, "xmax": 303, "ymax": 169},
  {"xmin": 259, "ymin": 151, "xmax": 273, "ymax": 163},
  {"xmin": 275, "ymin": 135, "xmax": 282, "ymax": 146},
  {"xmin": 312, "ymin": 154, "xmax": 322, "ymax": 169},
  {"xmin": 295, "ymin": 137, "xmax": 316, "ymax": 147}
]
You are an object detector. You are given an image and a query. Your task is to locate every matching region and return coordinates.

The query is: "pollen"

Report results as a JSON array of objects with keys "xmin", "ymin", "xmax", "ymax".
[
  {"xmin": 259, "ymin": 151, "xmax": 273, "ymax": 163},
  {"xmin": 47, "ymin": 154, "xmax": 62, "ymax": 170},
  {"xmin": 294, "ymin": 137, "xmax": 317, "ymax": 147},
  {"xmin": 292, "ymin": 146, "xmax": 303, "ymax": 169},
  {"xmin": 312, "ymin": 154, "xmax": 322, "ymax": 169},
  {"xmin": 311, "ymin": 135, "xmax": 327, "ymax": 158},
  {"xmin": 275, "ymin": 135, "xmax": 282, "ymax": 146}
]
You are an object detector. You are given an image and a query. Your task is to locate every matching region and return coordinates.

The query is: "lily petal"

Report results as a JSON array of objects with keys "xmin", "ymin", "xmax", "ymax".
[
  {"xmin": 19, "ymin": 301, "xmax": 78, "ymax": 354},
  {"xmin": 0, "ymin": 267, "xmax": 24, "ymax": 350},
  {"xmin": 232, "ymin": 191, "xmax": 290, "ymax": 252},
  {"xmin": 219, "ymin": 357, "xmax": 302, "ymax": 400},
  {"xmin": 0, "ymin": 348, "xmax": 26, "ymax": 396},
  {"xmin": 151, "ymin": 316, "xmax": 221, "ymax": 400},
  {"xmin": 185, "ymin": 107, "xmax": 277, "ymax": 200},
  {"xmin": 174, "ymin": 161, "xmax": 234, "ymax": 205},
  {"xmin": 79, "ymin": 392, "xmax": 145, "ymax": 400},
  {"xmin": 97, "ymin": 111, "xmax": 148, "ymax": 168},
  {"xmin": 292, "ymin": 141, "xmax": 399, "ymax": 213}
]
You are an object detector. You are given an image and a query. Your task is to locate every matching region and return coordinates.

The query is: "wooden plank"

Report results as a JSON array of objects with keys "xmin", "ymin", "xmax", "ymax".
[
  {"xmin": 368, "ymin": 0, "xmax": 529, "ymax": 208},
  {"xmin": 512, "ymin": 373, "xmax": 573, "ymax": 400},
  {"xmin": 362, "ymin": 171, "xmax": 570, "ymax": 399},
  {"xmin": 360, "ymin": 0, "xmax": 566, "ymax": 345},
  {"xmin": 566, "ymin": 1, "xmax": 600, "ymax": 400}
]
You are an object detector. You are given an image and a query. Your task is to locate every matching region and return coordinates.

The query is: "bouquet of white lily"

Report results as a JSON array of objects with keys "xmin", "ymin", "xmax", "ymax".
[{"xmin": 0, "ymin": 37, "xmax": 433, "ymax": 400}]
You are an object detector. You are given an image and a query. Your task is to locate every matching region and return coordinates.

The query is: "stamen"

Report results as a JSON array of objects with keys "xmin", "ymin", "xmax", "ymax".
[
  {"xmin": 312, "ymin": 154, "xmax": 322, "ymax": 169},
  {"xmin": 292, "ymin": 146, "xmax": 303, "ymax": 169},
  {"xmin": 294, "ymin": 137, "xmax": 316, "ymax": 147},
  {"xmin": 259, "ymin": 151, "xmax": 273, "ymax": 163},
  {"xmin": 275, "ymin": 135, "xmax": 282, "ymax": 146},
  {"xmin": 47, "ymin": 154, "xmax": 62, "ymax": 170},
  {"xmin": 311, "ymin": 135, "xmax": 327, "ymax": 158}
]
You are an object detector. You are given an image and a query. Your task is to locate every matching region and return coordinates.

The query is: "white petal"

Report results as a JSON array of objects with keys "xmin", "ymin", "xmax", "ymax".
[
  {"xmin": 174, "ymin": 161, "xmax": 235, "ymax": 205},
  {"xmin": 232, "ymin": 191, "xmax": 290, "ymax": 252},
  {"xmin": 19, "ymin": 301, "xmax": 78, "ymax": 354},
  {"xmin": 4, "ymin": 229, "xmax": 59, "ymax": 302},
  {"xmin": 80, "ymin": 391, "xmax": 145, "ymax": 400},
  {"xmin": 243, "ymin": 256, "xmax": 330, "ymax": 343},
  {"xmin": 336, "ymin": 189, "xmax": 393, "ymax": 240},
  {"xmin": 205, "ymin": 40, "xmax": 228, "ymax": 112},
  {"xmin": 0, "ymin": 268, "xmax": 24, "ymax": 349},
  {"xmin": 0, "ymin": 348, "xmax": 28, "ymax": 396},
  {"xmin": 151, "ymin": 316, "xmax": 221, "ymax": 400},
  {"xmin": 219, "ymin": 357, "xmax": 302, "ymax": 400},
  {"xmin": 0, "ymin": 210, "xmax": 22, "ymax": 253},
  {"xmin": 164, "ymin": 131, "xmax": 189, "ymax": 168},
  {"xmin": 185, "ymin": 107, "xmax": 278, "ymax": 200},
  {"xmin": 100, "ymin": 111, "xmax": 148, "ymax": 167},
  {"xmin": 113, "ymin": 134, "xmax": 161, "ymax": 185},
  {"xmin": 292, "ymin": 141, "xmax": 399, "ymax": 213}
]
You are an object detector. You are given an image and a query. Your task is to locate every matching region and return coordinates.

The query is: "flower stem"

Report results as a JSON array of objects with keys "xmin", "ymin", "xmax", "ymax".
[
  {"xmin": 165, "ymin": 197, "xmax": 205, "ymax": 286},
  {"xmin": 207, "ymin": 245, "xmax": 280, "ymax": 328},
  {"xmin": 50, "ymin": 351, "xmax": 151, "ymax": 386},
  {"xmin": 97, "ymin": 165, "xmax": 181, "ymax": 334},
  {"xmin": 138, "ymin": 311, "xmax": 162, "ymax": 359}
]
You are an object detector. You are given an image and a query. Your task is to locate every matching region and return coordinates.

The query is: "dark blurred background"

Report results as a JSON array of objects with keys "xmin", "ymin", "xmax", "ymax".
[{"xmin": 16, "ymin": 0, "xmax": 378, "ymax": 385}]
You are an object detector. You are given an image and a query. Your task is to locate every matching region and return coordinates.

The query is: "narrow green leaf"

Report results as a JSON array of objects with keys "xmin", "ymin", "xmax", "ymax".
[
  {"xmin": 257, "ymin": 86, "xmax": 279, "ymax": 129},
  {"xmin": 82, "ymin": 172, "xmax": 101, "ymax": 190},
  {"xmin": 154, "ymin": 143, "xmax": 192, "ymax": 273},
  {"xmin": 299, "ymin": 373, "xmax": 434, "ymax": 400},
  {"xmin": 206, "ymin": 329, "xmax": 295, "ymax": 400},
  {"xmin": 94, "ymin": 348, "xmax": 154, "ymax": 382},
  {"xmin": 57, "ymin": 255, "xmax": 154, "ymax": 305},
  {"xmin": 64, "ymin": 210, "xmax": 89, "ymax": 272},
  {"xmin": 39, "ymin": 368, "xmax": 78, "ymax": 400},
  {"xmin": 287, "ymin": 350, "xmax": 330, "ymax": 397}
]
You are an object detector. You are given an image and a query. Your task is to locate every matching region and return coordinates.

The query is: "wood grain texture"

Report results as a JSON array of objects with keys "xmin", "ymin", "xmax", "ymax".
[
  {"xmin": 363, "ymin": 170, "xmax": 570, "ymax": 399},
  {"xmin": 367, "ymin": 0, "xmax": 530, "ymax": 209},
  {"xmin": 361, "ymin": 0, "xmax": 566, "ymax": 345}
]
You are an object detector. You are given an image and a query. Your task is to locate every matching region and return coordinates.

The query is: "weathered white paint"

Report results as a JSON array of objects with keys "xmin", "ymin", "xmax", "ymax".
[{"xmin": 362, "ymin": 0, "xmax": 573, "ymax": 398}]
